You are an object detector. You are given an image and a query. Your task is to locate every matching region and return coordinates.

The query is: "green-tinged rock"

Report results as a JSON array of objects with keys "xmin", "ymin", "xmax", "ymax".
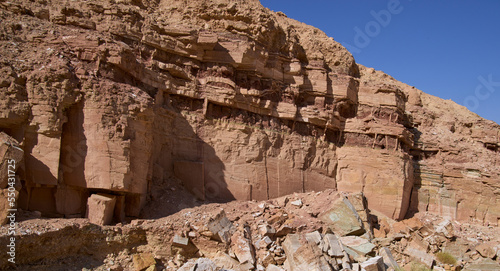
[{"xmin": 319, "ymin": 198, "xmax": 365, "ymax": 236}]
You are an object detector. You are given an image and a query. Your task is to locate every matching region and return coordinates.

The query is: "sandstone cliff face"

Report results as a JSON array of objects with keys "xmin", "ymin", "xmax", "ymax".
[{"xmin": 0, "ymin": 0, "xmax": 498, "ymax": 225}]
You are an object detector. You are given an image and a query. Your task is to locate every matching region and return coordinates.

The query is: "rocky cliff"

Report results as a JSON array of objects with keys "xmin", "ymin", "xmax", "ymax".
[{"xmin": 0, "ymin": 0, "xmax": 499, "ymax": 227}]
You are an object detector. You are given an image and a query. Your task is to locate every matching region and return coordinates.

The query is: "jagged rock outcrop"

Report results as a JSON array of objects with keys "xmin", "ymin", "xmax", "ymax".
[
  {"xmin": 357, "ymin": 65, "xmax": 500, "ymax": 225},
  {"xmin": 0, "ymin": 0, "xmax": 499, "ymax": 226}
]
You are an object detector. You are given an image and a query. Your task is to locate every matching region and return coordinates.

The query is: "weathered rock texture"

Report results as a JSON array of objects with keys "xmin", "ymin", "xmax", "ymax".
[
  {"xmin": 1, "ymin": 190, "xmax": 497, "ymax": 270},
  {"xmin": 0, "ymin": 0, "xmax": 499, "ymax": 225},
  {"xmin": 0, "ymin": 133, "xmax": 23, "ymax": 223}
]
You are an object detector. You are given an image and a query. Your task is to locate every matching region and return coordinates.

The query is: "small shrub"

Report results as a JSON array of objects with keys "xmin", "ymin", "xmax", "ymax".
[
  {"xmin": 435, "ymin": 251, "xmax": 457, "ymax": 265},
  {"xmin": 410, "ymin": 262, "xmax": 432, "ymax": 271}
]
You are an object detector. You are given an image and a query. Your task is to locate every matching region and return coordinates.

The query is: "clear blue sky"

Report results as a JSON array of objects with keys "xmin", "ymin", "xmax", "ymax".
[{"xmin": 260, "ymin": 0, "xmax": 500, "ymax": 124}]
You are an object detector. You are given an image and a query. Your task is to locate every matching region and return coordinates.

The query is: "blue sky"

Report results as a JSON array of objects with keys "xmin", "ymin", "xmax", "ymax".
[{"xmin": 260, "ymin": 0, "xmax": 500, "ymax": 124}]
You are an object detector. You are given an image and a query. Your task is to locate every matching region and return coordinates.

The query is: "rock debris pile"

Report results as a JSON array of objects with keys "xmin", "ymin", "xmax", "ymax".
[{"xmin": 1, "ymin": 190, "xmax": 499, "ymax": 270}]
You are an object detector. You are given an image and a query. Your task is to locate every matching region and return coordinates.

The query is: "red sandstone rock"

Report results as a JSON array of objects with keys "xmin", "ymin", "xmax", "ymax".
[
  {"xmin": 319, "ymin": 196, "xmax": 366, "ymax": 236},
  {"xmin": 207, "ymin": 210, "xmax": 234, "ymax": 243},
  {"xmin": 360, "ymin": 256, "xmax": 385, "ymax": 271},
  {"xmin": 133, "ymin": 253, "xmax": 157, "ymax": 271},
  {"xmin": 230, "ymin": 230, "xmax": 255, "ymax": 266},
  {"xmin": 0, "ymin": 0, "xmax": 499, "ymax": 228},
  {"xmin": 475, "ymin": 241, "xmax": 499, "ymax": 259},
  {"xmin": 0, "ymin": 133, "xmax": 23, "ymax": 189},
  {"xmin": 87, "ymin": 194, "xmax": 117, "ymax": 226},
  {"xmin": 282, "ymin": 234, "xmax": 332, "ymax": 271}
]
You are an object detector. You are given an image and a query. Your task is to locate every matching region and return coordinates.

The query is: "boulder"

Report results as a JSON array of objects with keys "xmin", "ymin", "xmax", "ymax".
[
  {"xmin": 323, "ymin": 233, "xmax": 344, "ymax": 258},
  {"xmin": 339, "ymin": 236, "xmax": 376, "ymax": 256},
  {"xmin": 172, "ymin": 235, "xmax": 189, "ymax": 248},
  {"xmin": 443, "ymin": 239, "xmax": 470, "ymax": 261},
  {"xmin": 132, "ymin": 253, "xmax": 156, "ymax": 271},
  {"xmin": 320, "ymin": 197, "xmax": 365, "ymax": 236},
  {"xmin": 231, "ymin": 230, "xmax": 255, "ymax": 266},
  {"xmin": 275, "ymin": 224, "xmax": 294, "ymax": 237},
  {"xmin": 435, "ymin": 219, "xmax": 454, "ymax": 239},
  {"xmin": 259, "ymin": 224, "xmax": 276, "ymax": 237},
  {"xmin": 212, "ymin": 253, "xmax": 237, "ymax": 269},
  {"xmin": 404, "ymin": 240, "xmax": 435, "ymax": 268},
  {"xmin": 305, "ymin": 231, "xmax": 322, "ymax": 245},
  {"xmin": 392, "ymin": 217, "xmax": 423, "ymax": 235},
  {"xmin": 290, "ymin": 199, "xmax": 303, "ymax": 207},
  {"xmin": 379, "ymin": 247, "xmax": 400, "ymax": 270},
  {"xmin": 86, "ymin": 194, "xmax": 117, "ymax": 226},
  {"xmin": 475, "ymin": 241, "xmax": 499, "ymax": 259},
  {"xmin": 360, "ymin": 256, "xmax": 385, "ymax": 271},
  {"xmin": 283, "ymin": 234, "xmax": 332, "ymax": 271},
  {"xmin": 207, "ymin": 210, "xmax": 234, "ymax": 243}
]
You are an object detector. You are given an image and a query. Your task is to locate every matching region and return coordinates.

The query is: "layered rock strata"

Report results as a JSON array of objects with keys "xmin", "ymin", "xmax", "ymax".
[{"xmin": 0, "ymin": 0, "xmax": 498, "ymax": 225}]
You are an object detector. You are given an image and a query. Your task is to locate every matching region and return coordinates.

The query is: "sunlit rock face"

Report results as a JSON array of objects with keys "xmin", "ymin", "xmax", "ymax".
[{"xmin": 0, "ymin": 0, "xmax": 499, "ymax": 225}]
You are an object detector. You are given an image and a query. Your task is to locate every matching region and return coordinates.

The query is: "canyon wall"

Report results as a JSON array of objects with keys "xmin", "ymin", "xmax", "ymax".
[{"xmin": 0, "ymin": 0, "xmax": 498, "ymax": 225}]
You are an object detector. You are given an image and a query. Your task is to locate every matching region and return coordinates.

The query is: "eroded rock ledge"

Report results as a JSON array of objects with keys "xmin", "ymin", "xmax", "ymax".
[{"xmin": 0, "ymin": 0, "xmax": 499, "ymax": 228}]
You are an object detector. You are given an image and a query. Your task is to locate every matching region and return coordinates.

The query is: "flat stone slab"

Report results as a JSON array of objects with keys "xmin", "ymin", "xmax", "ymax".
[
  {"xmin": 379, "ymin": 247, "xmax": 400, "ymax": 270},
  {"xmin": 173, "ymin": 235, "xmax": 189, "ymax": 247},
  {"xmin": 207, "ymin": 210, "xmax": 234, "ymax": 243},
  {"xmin": 339, "ymin": 236, "xmax": 375, "ymax": 256},
  {"xmin": 305, "ymin": 231, "xmax": 322, "ymax": 245},
  {"xmin": 283, "ymin": 234, "xmax": 332, "ymax": 271},
  {"xmin": 324, "ymin": 234, "xmax": 344, "ymax": 257},
  {"xmin": 360, "ymin": 256, "xmax": 385, "ymax": 271},
  {"xmin": 464, "ymin": 258, "xmax": 500, "ymax": 271}
]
